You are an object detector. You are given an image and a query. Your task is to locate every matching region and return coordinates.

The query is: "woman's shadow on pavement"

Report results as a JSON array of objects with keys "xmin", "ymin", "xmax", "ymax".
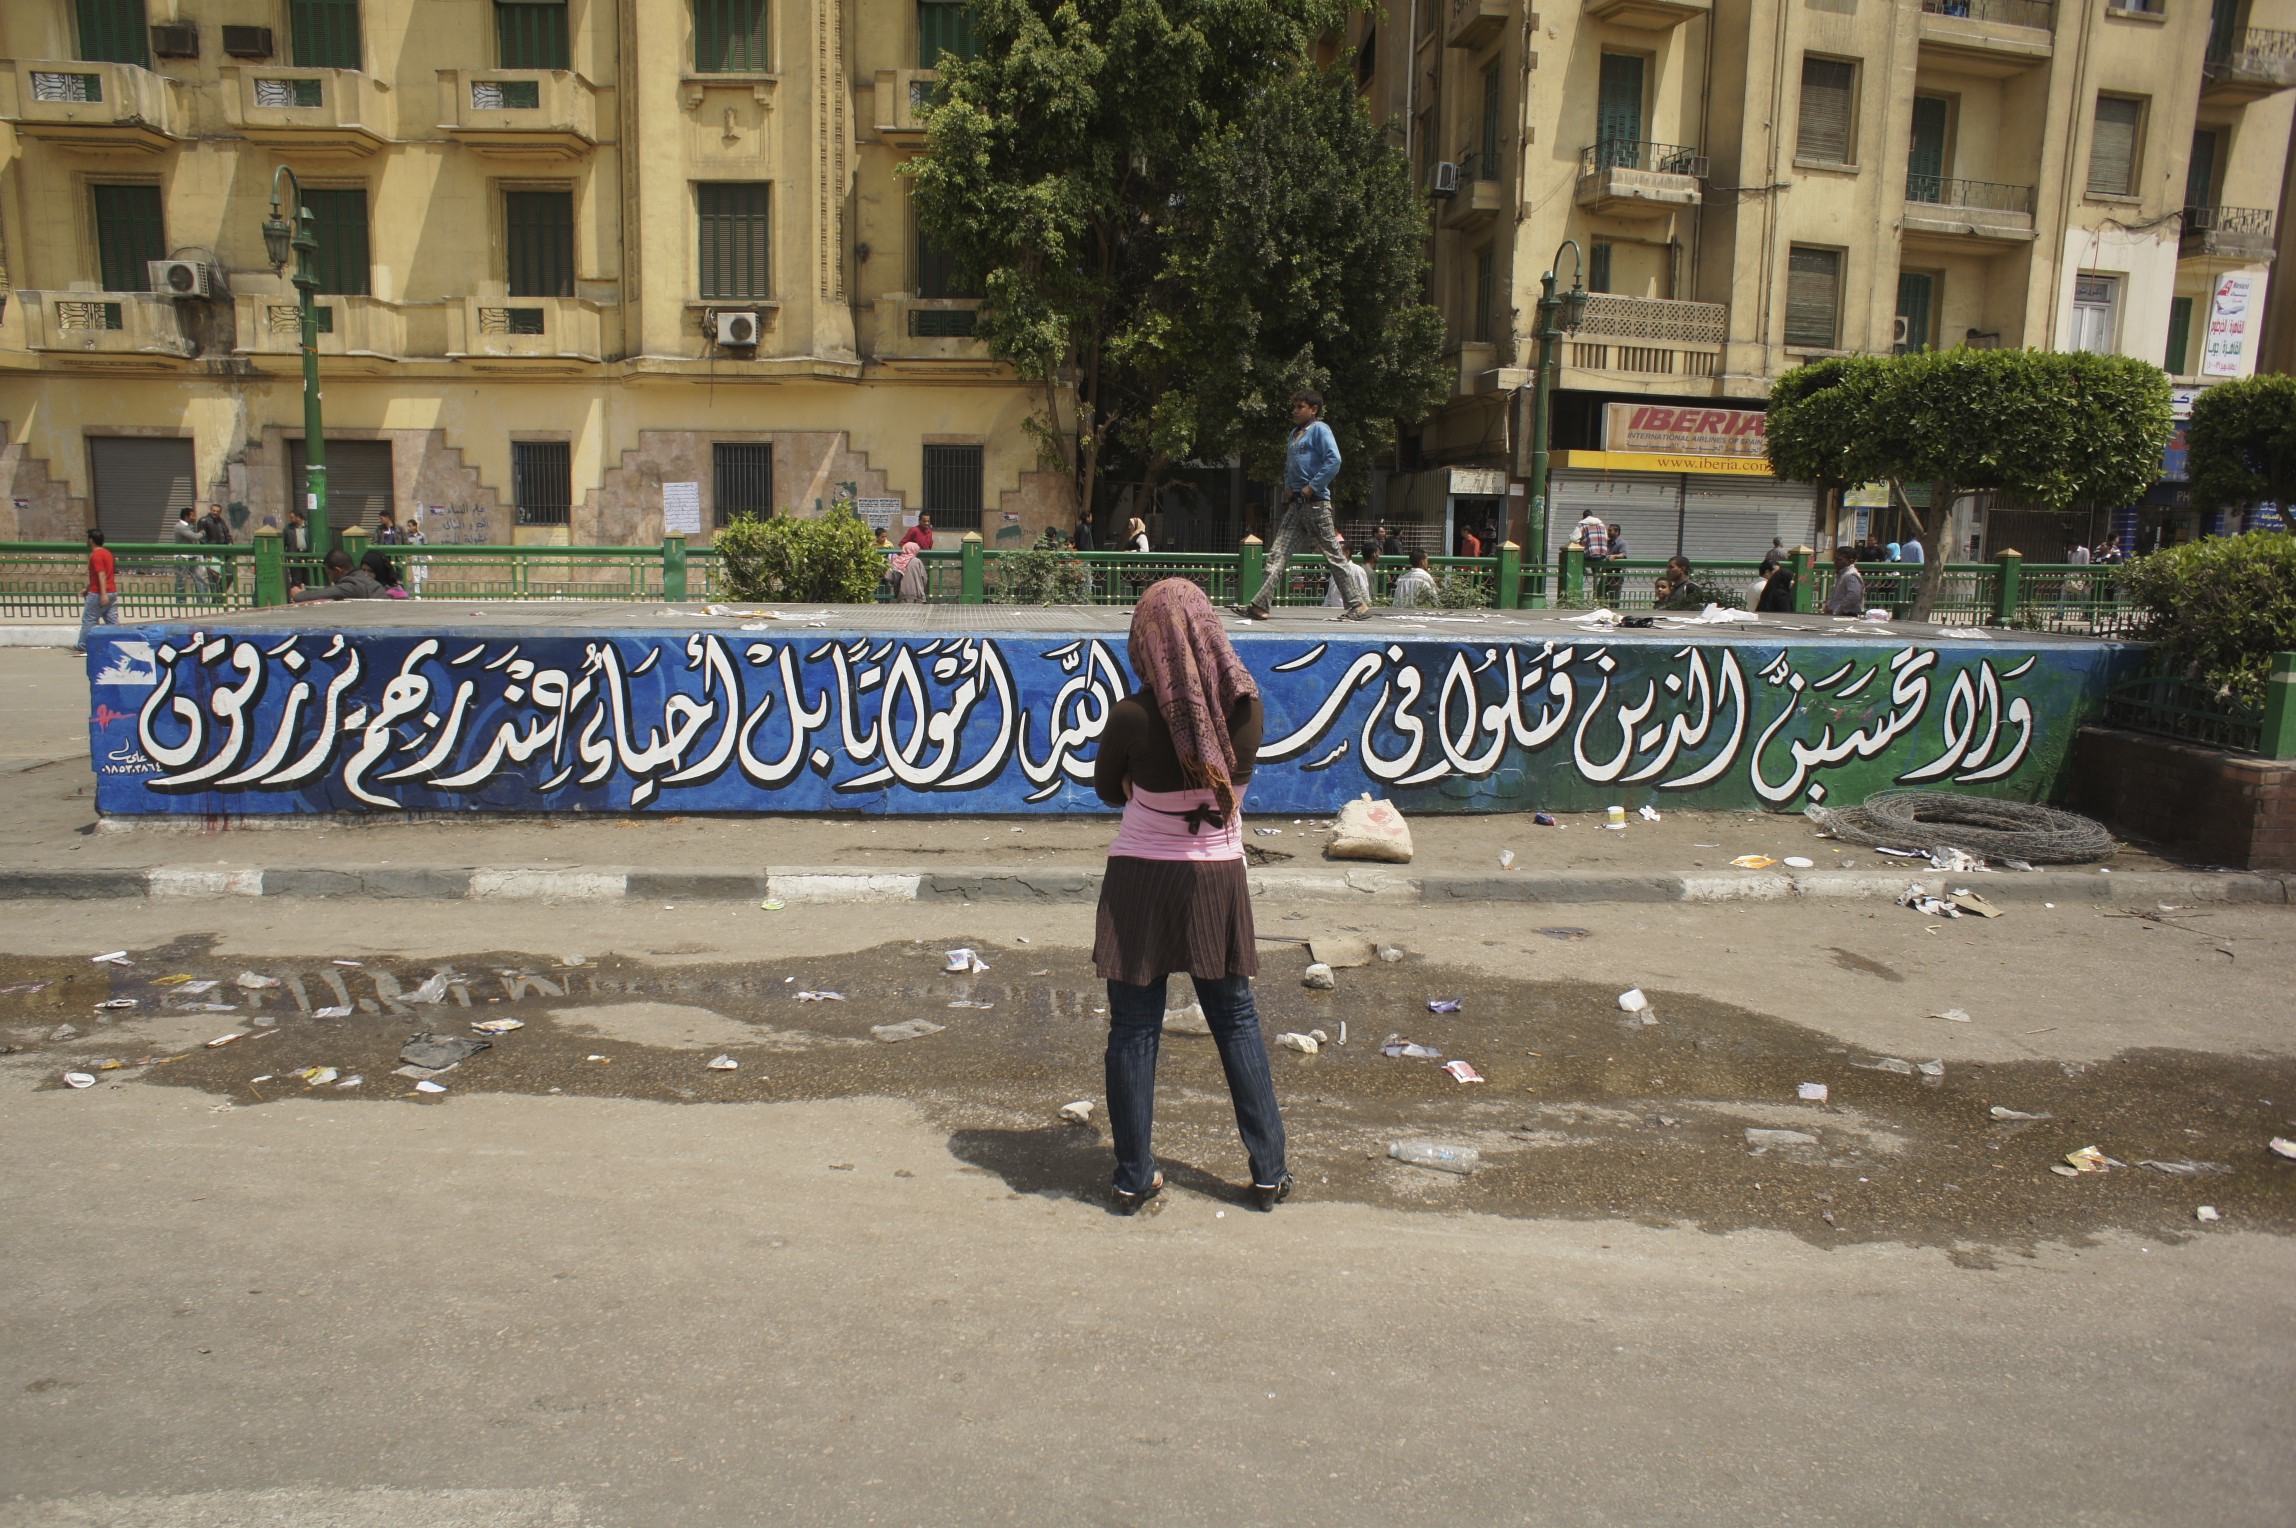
[{"xmin": 947, "ymin": 1126, "xmax": 1250, "ymax": 1215}]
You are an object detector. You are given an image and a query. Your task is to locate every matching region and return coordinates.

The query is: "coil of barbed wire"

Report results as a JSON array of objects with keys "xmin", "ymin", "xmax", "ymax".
[{"xmin": 1805, "ymin": 790, "xmax": 2117, "ymax": 864}]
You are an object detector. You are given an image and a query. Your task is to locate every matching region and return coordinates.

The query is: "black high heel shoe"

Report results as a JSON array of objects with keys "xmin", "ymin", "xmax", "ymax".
[
  {"xmin": 1113, "ymin": 1171, "xmax": 1165, "ymax": 1215},
  {"xmin": 1252, "ymin": 1172, "xmax": 1294, "ymax": 1212}
]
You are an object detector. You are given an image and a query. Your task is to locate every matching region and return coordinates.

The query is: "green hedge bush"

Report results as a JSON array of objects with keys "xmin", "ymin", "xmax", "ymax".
[
  {"xmin": 713, "ymin": 503, "xmax": 883, "ymax": 603},
  {"xmin": 2118, "ymin": 531, "xmax": 2296, "ymax": 707}
]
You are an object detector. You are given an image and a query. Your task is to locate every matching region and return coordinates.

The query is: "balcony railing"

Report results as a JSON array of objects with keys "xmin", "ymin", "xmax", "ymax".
[
  {"xmin": 2203, "ymin": 27, "xmax": 2296, "ymax": 102},
  {"xmin": 1919, "ymin": 0, "xmax": 2054, "ymax": 28},
  {"xmin": 1904, "ymin": 174, "xmax": 2035, "ymax": 214},
  {"xmin": 2180, "ymin": 203, "xmax": 2277, "ymax": 259},
  {"xmin": 1580, "ymin": 140, "xmax": 1708, "ymax": 178},
  {"xmin": 1575, "ymin": 293, "xmax": 1728, "ymax": 344}
]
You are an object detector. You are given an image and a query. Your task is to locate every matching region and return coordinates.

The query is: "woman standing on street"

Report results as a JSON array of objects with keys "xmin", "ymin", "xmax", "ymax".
[{"xmin": 1092, "ymin": 579, "xmax": 1290, "ymax": 1215}]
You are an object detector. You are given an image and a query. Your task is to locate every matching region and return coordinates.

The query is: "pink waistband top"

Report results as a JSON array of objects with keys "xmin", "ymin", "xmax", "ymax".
[{"xmin": 1106, "ymin": 785, "xmax": 1246, "ymax": 862}]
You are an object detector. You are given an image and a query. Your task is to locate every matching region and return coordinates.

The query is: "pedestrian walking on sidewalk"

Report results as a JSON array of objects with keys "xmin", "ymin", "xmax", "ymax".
[
  {"xmin": 1825, "ymin": 545, "xmax": 1867, "ymax": 616},
  {"xmin": 1236, "ymin": 389, "xmax": 1370, "ymax": 621},
  {"xmin": 1094, "ymin": 578, "xmax": 1290, "ymax": 1215},
  {"xmin": 75, "ymin": 529, "xmax": 120, "ymax": 654}
]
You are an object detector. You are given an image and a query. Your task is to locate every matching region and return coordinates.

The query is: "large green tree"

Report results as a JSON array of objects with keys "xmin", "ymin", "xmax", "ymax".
[
  {"xmin": 2185, "ymin": 372, "xmax": 2296, "ymax": 529},
  {"xmin": 907, "ymin": 0, "xmax": 1446, "ymax": 522},
  {"xmin": 1767, "ymin": 349, "xmax": 2172, "ymax": 618}
]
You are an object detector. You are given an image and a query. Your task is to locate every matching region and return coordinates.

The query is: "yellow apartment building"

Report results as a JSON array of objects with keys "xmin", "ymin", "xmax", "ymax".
[
  {"xmin": 1357, "ymin": 0, "xmax": 2295, "ymax": 560},
  {"xmin": 0, "ymin": 0, "xmax": 1061, "ymax": 548}
]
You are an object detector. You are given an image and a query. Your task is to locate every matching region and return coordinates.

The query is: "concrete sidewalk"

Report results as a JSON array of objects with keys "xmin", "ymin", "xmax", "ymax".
[{"xmin": 6, "ymin": 649, "xmax": 2285, "ymax": 907}]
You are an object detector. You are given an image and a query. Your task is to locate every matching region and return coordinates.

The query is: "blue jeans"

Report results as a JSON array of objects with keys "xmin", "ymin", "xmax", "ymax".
[
  {"xmin": 75, "ymin": 591, "xmax": 118, "ymax": 652},
  {"xmin": 1105, "ymin": 973, "xmax": 1286, "ymax": 1196}
]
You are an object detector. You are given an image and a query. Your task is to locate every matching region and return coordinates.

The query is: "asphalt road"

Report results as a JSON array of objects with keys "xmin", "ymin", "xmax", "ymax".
[{"xmin": 3, "ymin": 895, "xmax": 2292, "ymax": 1527}]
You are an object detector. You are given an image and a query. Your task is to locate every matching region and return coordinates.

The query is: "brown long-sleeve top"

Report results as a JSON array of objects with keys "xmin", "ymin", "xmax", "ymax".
[{"xmin": 1093, "ymin": 691, "xmax": 1263, "ymax": 807}]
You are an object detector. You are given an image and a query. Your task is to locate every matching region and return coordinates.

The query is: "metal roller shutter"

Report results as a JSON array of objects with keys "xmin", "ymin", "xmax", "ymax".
[
  {"xmin": 88, "ymin": 437, "xmax": 196, "ymax": 543},
  {"xmin": 1548, "ymin": 470, "xmax": 1679, "ymax": 559},
  {"xmin": 288, "ymin": 438, "xmax": 395, "ymax": 535},
  {"xmin": 1681, "ymin": 477, "xmax": 1821, "ymax": 561},
  {"xmin": 1797, "ymin": 58, "xmax": 1854, "ymax": 164}
]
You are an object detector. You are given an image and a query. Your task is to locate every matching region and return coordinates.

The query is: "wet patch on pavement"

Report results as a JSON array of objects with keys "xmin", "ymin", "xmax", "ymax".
[{"xmin": 5, "ymin": 937, "xmax": 2293, "ymax": 1250}]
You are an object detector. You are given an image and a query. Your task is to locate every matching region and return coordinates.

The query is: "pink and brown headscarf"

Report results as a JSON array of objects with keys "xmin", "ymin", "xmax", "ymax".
[{"xmin": 1127, "ymin": 578, "xmax": 1259, "ymax": 820}]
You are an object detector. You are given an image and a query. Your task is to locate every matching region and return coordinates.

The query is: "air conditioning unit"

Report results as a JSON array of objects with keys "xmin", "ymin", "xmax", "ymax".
[
  {"xmin": 1429, "ymin": 161, "xmax": 1460, "ymax": 197},
  {"xmin": 149, "ymin": 260, "xmax": 217, "ymax": 299},
  {"xmin": 221, "ymin": 25, "xmax": 274, "ymax": 58},
  {"xmin": 151, "ymin": 22, "xmax": 199, "ymax": 58},
  {"xmin": 714, "ymin": 310, "xmax": 761, "ymax": 348}
]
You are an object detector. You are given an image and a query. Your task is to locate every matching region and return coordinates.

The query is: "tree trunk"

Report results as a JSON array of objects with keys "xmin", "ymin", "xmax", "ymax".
[{"xmin": 1909, "ymin": 479, "xmax": 1954, "ymax": 621}]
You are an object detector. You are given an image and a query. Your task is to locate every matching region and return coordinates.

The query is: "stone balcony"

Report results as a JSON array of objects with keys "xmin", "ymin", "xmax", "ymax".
[
  {"xmin": 1575, "ymin": 142, "xmax": 1706, "ymax": 216},
  {"xmin": 219, "ymin": 66, "xmax": 391, "ymax": 156},
  {"xmin": 0, "ymin": 59, "xmax": 181, "ymax": 154},
  {"xmin": 11, "ymin": 291, "xmax": 193, "ymax": 358},
  {"xmin": 231, "ymin": 294, "xmax": 454, "ymax": 365},
  {"xmin": 1436, "ymin": 151, "xmax": 1504, "ymax": 231},
  {"xmin": 2203, "ymin": 28, "xmax": 2296, "ymax": 105},
  {"xmin": 1901, "ymin": 175, "xmax": 2037, "ymax": 243},
  {"xmin": 1583, "ymin": 0, "xmax": 1711, "ymax": 30},
  {"xmin": 1446, "ymin": 0, "xmax": 1509, "ymax": 51},
  {"xmin": 1560, "ymin": 294, "xmax": 1726, "ymax": 385},
  {"xmin": 447, "ymin": 296, "xmax": 612, "ymax": 364},
  {"xmin": 1916, "ymin": 0, "xmax": 2055, "ymax": 75},
  {"xmin": 871, "ymin": 296, "xmax": 988, "ymax": 360},
  {"xmin": 436, "ymin": 70, "xmax": 601, "ymax": 160},
  {"xmin": 872, "ymin": 69, "xmax": 939, "ymax": 142},
  {"xmin": 2180, "ymin": 205, "xmax": 2277, "ymax": 264}
]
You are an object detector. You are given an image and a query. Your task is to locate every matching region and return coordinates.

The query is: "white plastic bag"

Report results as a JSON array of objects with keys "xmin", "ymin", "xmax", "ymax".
[{"xmin": 1325, "ymin": 794, "xmax": 1414, "ymax": 864}]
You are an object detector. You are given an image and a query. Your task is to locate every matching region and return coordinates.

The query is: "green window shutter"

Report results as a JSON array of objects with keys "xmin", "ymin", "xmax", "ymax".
[
  {"xmin": 300, "ymin": 188, "xmax": 371, "ymax": 296},
  {"xmin": 1596, "ymin": 54, "xmax": 1644, "ymax": 150},
  {"xmin": 76, "ymin": 0, "xmax": 149, "ymax": 67},
  {"xmin": 1587, "ymin": 242, "xmax": 1612, "ymax": 294},
  {"xmin": 1479, "ymin": 59, "xmax": 1503, "ymax": 175},
  {"xmin": 289, "ymin": 0, "xmax": 363, "ymax": 69},
  {"xmin": 505, "ymin": 189, "xmax": 576, "ymax": 297},
  {"xmin": 2165, "ymin": 295, "xmax": 2194, "ymax": 373},
  {"xmin": 913, "ymin": 205, "xmax": 977, "ymax": 299},
  {"xmin": 92, "ymin": 183, "xmax": 165, "ymax": 292},
  {"xmin": 1906, "ymin": 96, "xmax": 1947, "ymax": 202},
  {"xmin": 496, "ymin": 0, "xmax": 569, "ymax": 70},
  {"xmin": 919, "ymin": 1, "xmax": 977, "ymax": 67},
  {"xmin": 1797, "ymin": 57, "xmax": 1855, "ymax": 164},
  {"xmin": 695, "ymin": 0, "xmax": 769, "ymax": 72},
  {"xmin": 697, "ymin": 182, "xmax": 771, "ymax": 299},
  {"xmin": 1783, "ymin": 246, "xmax": 1841, "ymax": 350},
  {"xmin": 2184, "ymin": 128, "xmax": 2220, "ymax": 211},
  {"xmin": 1894, "ymin": 271, "xmax": 1934, "ymax": 354},
  {"xmin": 1473, "ymin": 247, "xmax": 1495, "ymax": 344},
  {"xmin": 2088, "ymin": 96, "xmax": 2142, "ymax": 198}
]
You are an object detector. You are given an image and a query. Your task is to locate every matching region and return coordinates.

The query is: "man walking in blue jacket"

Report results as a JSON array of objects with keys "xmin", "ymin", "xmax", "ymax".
[{"xmin": 1237, "ymin": 389, "xmax": 1371, "ymax": 621}]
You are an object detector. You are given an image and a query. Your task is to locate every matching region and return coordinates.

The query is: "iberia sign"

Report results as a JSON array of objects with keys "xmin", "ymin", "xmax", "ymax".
[
  {"xmin": 1603, "ymin": 402, "xmax": 1769, "ymax": 458},
  {"xmin": 1557, "ymin": 450, "xmax": 1775, "ymax": 477}
]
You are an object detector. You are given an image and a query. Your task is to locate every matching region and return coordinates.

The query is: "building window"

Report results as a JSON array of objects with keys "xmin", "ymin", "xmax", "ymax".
[
  {"xmin": 2185, "ymin": 126, "xmax": 2222, "ymax": 212},
  {"xmin": 289, "ymin": 0, "xmax": 362, "ymax": 70},
  {"xmin": 922, "ymin": 443, "xmax": 984, "ymax": 530},
  {"xmin": 1797, "ymin": 56, "xmax": 1857, "ymax": 165},
  {"xmin": 919, "ymin": 0, "xmax": 978, "ymax": 68},
  {"xmin": 1587, "ymin": 242, "xmax": 1612, "ymax": 294},
  {"xmin": 505, "ymin": 188, "xmax": 576, "ymax": 298},
  {"xmin": 914, "ymin": 205, "xmax": 976, "ymax": 299},
  {"xmin": 713, "ymin": 443, "xmax": 774, "ymax": 526},
  {"xmin": 76, "ymin": 0, "xmax": 149, "ymax": 67},
  {"xmin": 1472, "ymin": 246, "xmax": 1495, "ymax": 344},
  {"xmin": 1783, "ymin": 246, "xmax": 1842, "ymax": 350},
  {"xmin": 696, "ymin": 0, "xmax": 768, "ymax": 71},
  {"xmin": 496, "ymin": 0, "xmax": 570, "ymax": 70},
  {"xmin": 1479, "ymin": 58, "xmax": 1504, "ymax": 178},
  {"xmin": 300, "ymin": 188, "xmax": 371, "ymax": 296},
  {"xmin": 2087, "ymin": 95, "xmax": 2144, "ymax": 198},
  {"xmin": 1906, "ymin": 94, "xmax": 1950, "ymax": 203},
  {"xmin": 1596, "ymin": 53, "xmax": 1645, "ymax": 154},
  {"xmin": 697, "ymin": 182, "xmax": 771, "ymax": 299},
  {"xmin": 513, "ymin": 440, "xmax": 572, "ymax": 526},
  {"xmin": 1355, "ymin": 25, "xmax": 1377, "ymax": 89},
  {"xmin": 2165, "ymin": 294, "xmax": 2194, "ymax": 374},
  {"xmin": 2070, "ymin": 273, "xmax": 2120, "ymax": 354},
  {"xmin": 1894, "ymin": 270, "xmax": 1937, "ymax": 354},
  {"xmin": 92, "ymin": 183, "xmax": 164, "ymax": 292}
]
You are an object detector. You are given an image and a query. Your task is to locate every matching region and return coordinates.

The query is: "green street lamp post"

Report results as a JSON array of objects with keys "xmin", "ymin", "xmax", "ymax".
[
  {"xmin": 1524, "ymin": 239, "xmax": 1589, "ymax": 605},
  {"xmin": 263, "ymin": 166, "xmax": 327, "ymax": 554}
]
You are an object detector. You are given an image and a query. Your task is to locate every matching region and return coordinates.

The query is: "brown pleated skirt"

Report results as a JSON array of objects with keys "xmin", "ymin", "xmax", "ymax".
[{"xmin": 1092, "ymin": 856, "xmax": 1259, "ymax": 987}]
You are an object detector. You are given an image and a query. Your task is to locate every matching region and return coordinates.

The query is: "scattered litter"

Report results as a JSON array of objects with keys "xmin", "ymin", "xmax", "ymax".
[
  {"xmin": 49, "ymin": 1024, "xmax": 78, "ymax": 1041},
  {"xmin": 1949, "ymin": 891, "xmax": 2002, "ymax": 919},
  {"xmin": 1442, "ymin": 1060, "xmax": 1485, "ymax": 1084},
  {"xmin": 1533, "ymin": 812, "xmax": 1558, "ymax": 827},
  {"xmin": 414, "ymin": 1080, "xmax": 448, "ymax": 1094},
  {"xmin": 1929, "ymin": 847, "xmax": 1986, "ymax": 874},
  {"xmin": 944, "ymin": 948, "xmax": 989, "ymax": 974},
  {"xmin": 562, "ymin": 955, "xmax": 586, "ymax": 967},
  {"xmin": 872, "ymin": 1019, "xmax": 946, "ymax": 1043},
  {"xmin": 407, "ymin": 973, "xmax": 450, "ymax": 1005},
  {"xmin": 2268, "ymin": 1137, "xmax": 2296, "ymax": 1160},
  {"xmin": 794, "ymin": 991, "xmax": 846, "ymax": 1002},
  {"xmin": 1898, "ymin": 884, "xmax": 1959, "ymax": 918},
  {"xmin": 1989, "ymin": 1106, "xmax": 2051, "ymax": 1121},
  {"xmin": 2062, "ymin": 1146, "xmax": 2123, "ymax": 1173},
  {"xmin": 1875, "ymin": 847, "xmax": 1925, "ymax": 859},
  {"xmin": 1059, "ymin": 1100, "xmax": 1094, "ymax": 1125},
  {"xmin": 1730, "ymin": 855, "xmax": 1778, "ymax": 870},
  {"xmin": 1427, "ymin": 998, "xmax": 1463, "ymax": 1014},
  {"xmin": 1693, "ymin": 843, "xmax": 1721, "ymax": 848},
  {"xmin": 2003, "ymin": 858, "xmax": 2035, "ymax": 872},
  {"xmin": 301, "ymin": 1067, "xmax": 339, "ymax": 1087},
  {"xmin": 1326, "ymin": 794, "xmax": 1414, "ymax": 863},
  {"xmin": 399, "ymin": 1033, "xmax": 490, "ymax": 1070},
  {"xmin": 1783, "ymin": 856, "xmax": 1815, "ymax": 869},
  {"xmin": 1302, "ymin": 963, "xmax": 1336, "ymax": 991},
  {"xmin": 1917, "ymin": 1060, "xmax": 1945, "ymax": 1078},
  {"xmin": 63, "ymin": 1072, "xmax": 97, "ymax": 1089},
  {"xmin": 1932, "ymin": 1008, "xmax": 1973, "ymax": 1023},
  {"xmin": 1254, "ymin": 827, "xmax": 1284, "ymax": 837},
  {"xmin": 1498, "ymin": 849, "xmax": 1517, "ymax": 870},
  {"xmin": 470, "ymin": 1017, "xmax": 525, "ymax": 1034},
  {"xmin": 1538, "ymin": 927, "xmax": 1591, "ymax": 941},
  {"xmin": 2140, "ymin": 1158, "xmax": 2230, "ymax": 1177},
  {"xmin": 1377, "ymin": 945, "xmax": 1405, "ymax": 963},
  {"xmin": 1617, "ymin": 988, "xmax": 1649, "ymax": 1014},
  {"xmin": 1381, "ymin": 1036, "xmax": 1442, "ymax": 1059},
  {"xmin": 1276, "ymin": 1032, "xmax": 1320, "ymax": 1055},
  {"xmin": 234, "ymin": 971, "xmax": 280, "ymax": 990},
  {"xmin": 1309, "ymin": 1029, "xmax": 1328, "ymax": 1045},
  {"xmin": 1857, "ymin": 1057, "xmax": 1917, "ymax": 1074},
  {"xmin": 250, "ymin": 1075, "xmax": 272, "ymax": 1085},
  {"xmin": 946, "ymin": 999, "xmax": 996, "ymax": 1009},
  {"xmin": 761, "ymin": 899, "xmax": 785, "ymax": 911},
  {"xmin": 333, "ymin": 960, "xmax": 363, "ymax": 967},
  {"xmin": 1163, "ymin": 1002, "xmax": 1211, "ymax": 1036},
  {"xmin": 180, "ymin": 1002, "xmax": 238, "ymax": 1013},
  {"xmin": 172, "ymin": 979, "xmax": 220, "ymax": 995},
  {"xmin": 94, "ymin": 998, "xmax": 138, "ymax": 1011},
  {"xmin": 586, "ymin": 1055, "xmax": 609, "ymax": 1062},
  {"xmin": 313, "ymin": 1004, "xmax": 353, "ymax": 1019},
  {"xmin": 0, "ymin": 981, "xmax": 54, "ymax": 995},
  {"xmin": 706, "ymin": 1055, "xmax": 740, "ymax": 1070},
  {"xmin": 205, "ymin": 1033, "xmax": 244, "ymax": 1048},
  {"xmin": 1745, "ymin": 1128, "xmax": 1821, "ymax": 1153},
  {"xmin": 1389, "ymin": 1141, "xmax": 1479, "ymax": 1175},
  {"xmin": 1798, "ymin": 1082, "xmax": 1829, "ymax": 1102},
  {"xmin": 336, "ymin": 1075, "xmax": 363, "ymax": 1089},
  {"xmin": 2197, "ymin": 1205, "xmax": 2222, "ymax": 1223},
  {"xmin": 1604, "ymin": 806, "xmax": 1626, "ymax": 829},
  {"xmin": 91, "ymin": 951, "xmax": 132, "ymax": 966},
  {"xmin": 1638, "ymin": 804, "xmax": 1661, "ymax": 823},
  {"xmin": 2044, "ymin": 903, "xmax": 2055, "ymax": 910},
  {"xmin": 1338, "ymin": 1021, "xmax": 1347, "ymax": 1045}
]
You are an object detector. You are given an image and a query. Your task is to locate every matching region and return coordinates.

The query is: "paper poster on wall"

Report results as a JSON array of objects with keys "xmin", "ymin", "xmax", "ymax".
[
  {"xmin": 2202, "ymin": 274, "xmax": 2254, "ymax": 378},
  {"xmin": 853, "ymin": 497, "xmax": 902, "ymax": 531},
  {"xmin": 662, "ymin": 481, "xmax": 703, "ymax": 536}
]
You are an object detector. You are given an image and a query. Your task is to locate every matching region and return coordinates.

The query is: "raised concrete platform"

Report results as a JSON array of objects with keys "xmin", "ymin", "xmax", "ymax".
[{"xmin": 83, "ymin": 601, "xmax": 2145, "ymax": 818}]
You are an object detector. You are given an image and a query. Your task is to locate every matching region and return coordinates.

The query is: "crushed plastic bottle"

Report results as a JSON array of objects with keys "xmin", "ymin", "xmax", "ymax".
[{"xmin": 1388, "ymin": 1141, "xmax": 1480, "ymax": 1175}]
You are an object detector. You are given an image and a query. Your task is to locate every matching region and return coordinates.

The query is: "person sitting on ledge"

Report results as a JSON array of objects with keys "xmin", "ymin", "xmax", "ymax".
[
  {"xmin": 1824, "ymin": 545, "xmax": 1867, "ymax": 617},
  {"xmin": 290, "ymin": 549, "xmax": 387, "ymax": 602},
  {"xmin": 1390, "ymin": 550, "xmax": 1438, "ymax": 609},
  {"xmin": 1654, "ymin": 554, "xmax": 1746, "ymax": 611}
]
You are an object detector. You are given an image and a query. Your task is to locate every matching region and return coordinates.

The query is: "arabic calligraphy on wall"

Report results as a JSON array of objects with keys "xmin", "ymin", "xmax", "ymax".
[{"xmin": 84, "ymin": 628, "xmax": 2136, "ymax": 815}]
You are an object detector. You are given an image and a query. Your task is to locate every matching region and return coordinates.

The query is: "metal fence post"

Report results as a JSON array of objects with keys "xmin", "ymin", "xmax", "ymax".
[
  {"xmin": 1791, "ymin": 545, "xmax": 1815, "ymax": 614},
  {"xmin": 960, "ymin": 532, "xmax": 985, "ymax": 604},
  {"xmin": 2263, "ymin": 651, "xmax": 2296, "ymax": 761},
  {"xmin": 1239, "ymin": 534, "xmax": 1264, "ymax": 607},
  {"xmin": 662, "ymin": 532, "xmax": 688, "ymax": 601},
  {"xmin": 1494, "ymin": 541, "xmax": 1521, "ymax": 609},
  {"xmin": 1993, "ymin": 548, "xmax": 2023, "ymax": 624},
  {"xmin": 252, "ymin": 527, "xmax": 286, "ymax": 608},
  {"xmin": 1560, "ymin": 542, "xmax": 1585, "ymax": 606}
]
